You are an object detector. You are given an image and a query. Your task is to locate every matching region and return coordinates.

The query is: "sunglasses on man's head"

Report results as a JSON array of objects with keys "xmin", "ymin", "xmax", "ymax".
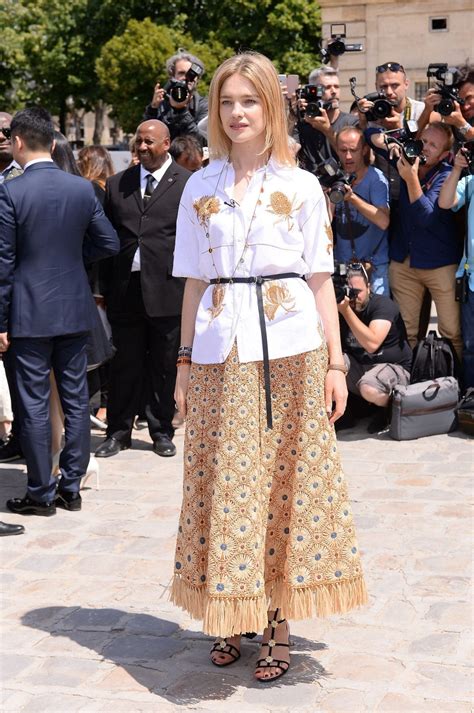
[
  {"xmin": 347, "ymin": 262, "xmax": 369, "ymax": 283},
  {"xmin": 1, "ymin": 127, "xmax": 11, "ymax": 140},
  {"xmin": 376, "ymin": 62, "xmax": 405, "ymax": 74}
]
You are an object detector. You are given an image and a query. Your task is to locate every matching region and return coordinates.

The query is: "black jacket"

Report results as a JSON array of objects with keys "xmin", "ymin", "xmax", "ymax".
[
  {"xmin": 102, "ymin": 160, "xmax": 191, "ymax": 318},
  {"xmin": 144, "ymin": 87, "xmax": 208, "ymax": 144}
]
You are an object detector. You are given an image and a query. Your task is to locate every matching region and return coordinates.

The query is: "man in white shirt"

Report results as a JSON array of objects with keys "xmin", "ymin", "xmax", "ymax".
[
  {"xmin": 96, "ymin": 120, "xmax": 191, "ymax": 459},
  {"xmin": 0, "ymin": 112, "xmax": 22, "ymax": 183}
]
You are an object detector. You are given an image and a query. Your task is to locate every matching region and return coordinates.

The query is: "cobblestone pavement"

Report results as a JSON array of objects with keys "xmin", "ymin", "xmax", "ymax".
[{"xmin": 0, "ymin": 420, "xmax": 472, "ymax": 713}]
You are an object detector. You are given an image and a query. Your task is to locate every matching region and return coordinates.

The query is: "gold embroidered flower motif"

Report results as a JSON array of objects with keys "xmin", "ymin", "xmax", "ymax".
[
  {"xmin": 207, "ymin": 283, "xmax": 226, "ymax": 322},
  {"xmin": 193, "ymin": 195, "xmax": 221, "ymax": 227},
  {"xmin": 267, "ymin": 191, "xmax": 302, "ymax": 231},
  {"xmin": 325, "ymin": 222, "xmax": 334, "ymax": 255},
  {"xmin": 263, "ymin": 281, "xmax": 296, "ymax": 321}
]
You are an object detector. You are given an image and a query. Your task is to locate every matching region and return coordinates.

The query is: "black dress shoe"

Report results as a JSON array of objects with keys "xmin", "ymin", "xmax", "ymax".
[
  {"xmin": 56, "ymin": 490, "xmax": 82, "ymax": 511},
  {"xmin": 0, "ymin": 521, "xmax": 25, "ymax": 536},
  {"xmin": 153, "ymin": 433, "xmax": 176, "ymax": 457},
  {"xmin": 7, "ymin": 495, "xmax": 56, "ymax": 517},
  {"xmin": 95, "ymin": 437, "xmax": 130, "ymax": 458},
  {"xmin": 0, "ymin": 436, "xmax": 23, "ymax": 463}
]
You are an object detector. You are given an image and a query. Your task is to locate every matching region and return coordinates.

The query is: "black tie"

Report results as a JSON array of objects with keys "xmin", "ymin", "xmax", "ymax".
[{"xmin": 143, "ymin": 174, "xmax": 155, "ymax": 206}]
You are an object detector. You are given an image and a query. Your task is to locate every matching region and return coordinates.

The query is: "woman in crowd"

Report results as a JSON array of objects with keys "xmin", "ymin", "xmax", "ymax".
[
  {"xmin": 77, "ymin": 145, "xmax": 115, "ymax": 426},
  {"xmin": 171, "ymin": 52, "xmax": 367, "ymax": 683}
]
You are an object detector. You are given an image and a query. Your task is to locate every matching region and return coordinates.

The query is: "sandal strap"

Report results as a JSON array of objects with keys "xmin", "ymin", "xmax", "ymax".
[
  {"xmin": 211, "ymin": 640, "xmax": 240, "ymax": 659},
  {"xmin": 256, "ymin": 658, "xmax": 289, "ymax": 670}
]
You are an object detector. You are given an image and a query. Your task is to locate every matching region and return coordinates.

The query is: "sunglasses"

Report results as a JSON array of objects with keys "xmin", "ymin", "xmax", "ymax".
[
  {"xmin": 347, "ymin": 262, "xmax": 369, "ymax": 283},
  {"xmin": 376, "ymin": 62, "xmax": 405, "ymax": 74},
  {"xmin": 1, "ymin": 127, "xmax": 11, "ymax": 140}
]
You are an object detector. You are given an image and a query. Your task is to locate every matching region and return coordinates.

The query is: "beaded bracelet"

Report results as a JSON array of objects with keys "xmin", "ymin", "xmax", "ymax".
[
  {"xmin": 176, "ymin": 357, "xmax": 192, "ymax": 367},
  {"xmin": 178, "ymin": 346, "xmax": 193, "ymax": 357},
  {"xmin": 327, "ymin": 363, "xmax": 349, "ymax": 374}
]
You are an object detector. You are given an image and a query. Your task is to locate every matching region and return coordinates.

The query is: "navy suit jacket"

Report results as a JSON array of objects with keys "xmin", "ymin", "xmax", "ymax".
[{"xmin": 0, "ymin": 161, "xmax": 119, "ymax": 337}]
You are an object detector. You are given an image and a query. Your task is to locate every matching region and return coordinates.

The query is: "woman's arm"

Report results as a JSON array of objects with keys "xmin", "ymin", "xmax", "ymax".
[
  {"xmin": 174, "ymin": 277, "xmax": 208, "ymax": 418},
  {"xmin": 307, "ymin": 272, "xmax": 348, "ymax": 424}
]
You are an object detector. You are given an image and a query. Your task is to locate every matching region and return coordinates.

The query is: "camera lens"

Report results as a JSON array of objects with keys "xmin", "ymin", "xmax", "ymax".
[
  {"xmin": 436, "ymin": 98, "xmax": 454, "ymax": 116},
  {"xmin": 170, "ymin": 83, "xmax": 189, "ymax": 103},
  {"xmin": 306, "ymin": 102, "xmax": 322, "ymax": 118},
  {"xmin": 372, "ymin": 98, "xmax": 392, "ymax": 119},
  {"xmin": 329, "ymin": 182, "xmax": 346, "ymax": 204}
]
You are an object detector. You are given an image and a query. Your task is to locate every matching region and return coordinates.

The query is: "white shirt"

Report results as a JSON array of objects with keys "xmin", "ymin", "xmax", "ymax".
[
  {"xmin": 173, "ymin": 158, "xmax": 334, "ymax": 364},
  {"xmin": 24, "ymin": 157, "xmax": 54, "ymax": 170},
  {"xmin": 131, "ymin": 155, "xmax": 173, "ymax": 272}
]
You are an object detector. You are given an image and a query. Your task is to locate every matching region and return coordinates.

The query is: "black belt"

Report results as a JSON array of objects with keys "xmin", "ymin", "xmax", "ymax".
[{"xmin": 210, "ymin": 272, "xmax": 303, "ymax": 429}]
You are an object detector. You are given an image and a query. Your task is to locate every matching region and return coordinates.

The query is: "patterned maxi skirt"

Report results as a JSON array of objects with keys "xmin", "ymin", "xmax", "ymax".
[{"xmin": 170, "ymin": 344, "xmax": 368, "ymax": 637}]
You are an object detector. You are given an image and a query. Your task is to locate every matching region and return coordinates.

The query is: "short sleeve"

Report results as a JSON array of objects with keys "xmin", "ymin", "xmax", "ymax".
[
  {"xmin": 172, "ymin": 182, "xmax": 203, "ymax": 279},
  {"xmin": 452, "ymin": 176, "xmax": 471, "ymax": 213},
  {"xmin": 298, "ymin": 177, "xmax": 334, "ymax": 275},
  {"xmin": 370, "ymin": 169, "xmax": 390, "ymax": 208}
]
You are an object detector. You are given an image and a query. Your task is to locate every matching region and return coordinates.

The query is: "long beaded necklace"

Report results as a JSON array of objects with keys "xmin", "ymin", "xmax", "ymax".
[{"xmin": 205, "ymin": 159, "xmax": 268, "ymax": 316}]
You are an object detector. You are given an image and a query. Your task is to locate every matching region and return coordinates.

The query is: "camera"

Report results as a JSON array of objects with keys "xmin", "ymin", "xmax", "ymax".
[
  {"xmin": 321, "ymin": 24, "xmax": 363, "ymax": 64},
  {"xmin": 332, "ymin": 264, "xmax": 362, "ymax": 303},
  {"xmin": 427, "ymin": 63, "xmax": 464, "ymax": 116},
  {"xmin": 316, "ymin": 158, "xmax": 356, "ymax": 204},
  {"xmin": 460, "ymin": 142, "xmax": 474, "ymax": 174},
  {"xmin": 383, "ymin": 124, "xmax": 427, "ymax": 165},
  {"xmin": 296, "ymin": 84, "xmax": 330, "ymax": 118},
  {"xmin": 349, "ymin": 77, "xmax": 396, "ymax": 122},
  {"xmin": 169, "ymin": 62, "xmax": 203, "ymax": 103}
]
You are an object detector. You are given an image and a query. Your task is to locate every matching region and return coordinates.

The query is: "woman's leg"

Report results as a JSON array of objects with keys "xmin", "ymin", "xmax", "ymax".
[
  {"xmin": 49, "ymin": 372, "xmax": 64, "ymax": 461},
  {"xmin": 210, "ymin": 634, "xmax": 241, "ymax": 666}
]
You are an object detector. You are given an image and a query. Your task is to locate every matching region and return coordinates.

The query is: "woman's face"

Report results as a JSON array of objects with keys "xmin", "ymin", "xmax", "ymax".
[{"xmin": 219, "ymin": 73, "xmax": 265, "ymax": 148}]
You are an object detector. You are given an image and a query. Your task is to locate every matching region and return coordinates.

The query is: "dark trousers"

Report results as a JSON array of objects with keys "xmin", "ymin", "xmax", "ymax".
[
  {"xmin": 9, "ymin": 333, "xmax": 90, "ymax": 502},
  {"xmin": 107, "ymin": 273, "xmax": 180, "ymax": 444}
]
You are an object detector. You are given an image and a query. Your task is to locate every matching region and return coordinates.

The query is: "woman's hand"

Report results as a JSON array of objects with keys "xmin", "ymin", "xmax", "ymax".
[
  {"xmin": 325, "ymin": 369, "xmax": 348, "ymax": 425},
  {"xmin": 174, "ymin": 365, "xmax": 191, "ymax": 420}
]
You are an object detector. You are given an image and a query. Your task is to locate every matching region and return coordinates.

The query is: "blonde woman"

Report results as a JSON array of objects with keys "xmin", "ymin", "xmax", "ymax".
[{"xmin": 171, "ymin": 52, "xmax": 367, "ymax": 682}]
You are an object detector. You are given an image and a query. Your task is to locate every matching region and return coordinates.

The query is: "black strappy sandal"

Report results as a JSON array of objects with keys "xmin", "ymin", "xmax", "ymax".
[
  {"xmin": 255, "ymin": 609, "xmax": 290, "ymax": 683},
  {"xmin": 210, "ymin": 637, "xmax": 241, "ymax": 667}
]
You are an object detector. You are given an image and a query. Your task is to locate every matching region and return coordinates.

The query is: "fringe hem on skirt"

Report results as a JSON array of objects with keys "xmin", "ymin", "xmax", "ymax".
[{"xmin": 170, "ymin": 574, "xmax": 368, "ymax": 637}]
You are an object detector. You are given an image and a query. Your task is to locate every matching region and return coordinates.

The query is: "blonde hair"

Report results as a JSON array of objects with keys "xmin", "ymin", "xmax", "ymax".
[{"xmin": 207, "ymin": 52, "xmax": 294, "ymax": 166}]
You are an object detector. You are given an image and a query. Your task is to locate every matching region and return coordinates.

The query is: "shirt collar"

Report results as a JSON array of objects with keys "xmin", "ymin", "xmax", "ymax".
[
  {"xmin": 140, "ymin": 154, "xmax": 172, "ymax": 184},
  {"xmin": 201, "ymin": 155, "xmax": 287, "ymax": 180},
  {"xmin": 1, "ymin": 159, "xmax": 21, "ymax": 176},
  {"xmin": 24, "ymin": 157, "xmax": 54, "ymax": 170}
]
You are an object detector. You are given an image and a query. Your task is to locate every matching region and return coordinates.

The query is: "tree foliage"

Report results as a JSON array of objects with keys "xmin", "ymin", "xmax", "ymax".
[{"xmin": 1, "ymin": 0, "xmax": 322, "ymax": 135}]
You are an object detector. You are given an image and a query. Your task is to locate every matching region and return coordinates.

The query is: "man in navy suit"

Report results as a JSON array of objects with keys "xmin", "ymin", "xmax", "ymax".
[{"xmin": 0, "ymin": 107, "xmax": 119, "ymax": 516}]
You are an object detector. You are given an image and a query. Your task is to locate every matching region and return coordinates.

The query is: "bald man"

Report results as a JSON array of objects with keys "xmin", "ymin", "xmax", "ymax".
[{"xmin": 96, "ymin": 120, "xmax": 191, "ymax": 458}]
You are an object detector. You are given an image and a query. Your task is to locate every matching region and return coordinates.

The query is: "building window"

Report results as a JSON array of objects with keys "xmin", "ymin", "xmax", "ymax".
[
  {"xmin": 430, "ymin": 17, "xmax": 448, "ymax": 32},
  {"xmin": 414, "ymin": 82, "xmax": 428, "ymax": 101}
]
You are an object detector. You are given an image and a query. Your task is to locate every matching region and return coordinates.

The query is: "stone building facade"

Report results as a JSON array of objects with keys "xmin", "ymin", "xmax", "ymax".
[{"xmin": 318, "ymin": 0, "xmax": 473, "ymax": 110}]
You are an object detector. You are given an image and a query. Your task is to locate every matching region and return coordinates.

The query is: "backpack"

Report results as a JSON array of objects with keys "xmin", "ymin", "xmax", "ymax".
[{"xmin": 410, "ymin": 330, "xmax": 458, "ymax": 384}]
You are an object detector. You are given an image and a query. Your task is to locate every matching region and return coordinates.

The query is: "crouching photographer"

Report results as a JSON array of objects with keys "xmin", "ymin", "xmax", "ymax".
[
  {"xmin": 144, "ymin": 50, "xmax": 208, "ymax": 144},
  {"xmin": 331, "ymin": 127, "xmax": 390, "ymax": 295},
  {"xmin": 337, "ymin": 265, "xmax": 412, "ymax": 433}
]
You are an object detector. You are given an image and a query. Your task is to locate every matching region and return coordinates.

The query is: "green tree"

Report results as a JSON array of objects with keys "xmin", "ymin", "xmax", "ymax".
[{"xmin": 96, "ymin": 18, "xmax": 233, "ymax": 133}]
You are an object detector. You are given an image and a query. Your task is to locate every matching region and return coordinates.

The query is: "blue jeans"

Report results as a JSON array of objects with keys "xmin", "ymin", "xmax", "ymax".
[
  {"xmin": 461, "ymin": 287, "xmax": 474, "ymax": 390},
  {"xmin": 370, "ymin": 262, "xmax": 390, "ymax": 296}
]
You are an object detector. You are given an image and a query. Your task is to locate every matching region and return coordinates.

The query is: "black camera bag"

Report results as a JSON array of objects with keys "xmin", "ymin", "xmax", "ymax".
[
  {"xmin": 410, "ymin": 330, "xmax": 458, "ymax": 384},
  {"xmin": 456, "ymin": 388, "xmax": 474, "ymax": 436}
]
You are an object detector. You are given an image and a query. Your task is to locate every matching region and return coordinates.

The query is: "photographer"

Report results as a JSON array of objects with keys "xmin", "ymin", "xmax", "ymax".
[
  {"xmin": 143, "ymin": 51, "xmax": 208, "ymax": 144},
  {"xmin": 418, "ymin": 64, "xmax": 474, "ymax": 143},
  {"xmin": 338, "ymin": 265, "xmax": 412, "ymax": 433},
  {"xmin": 295, "ymin": 67, "xmax": 358, "ymax": 172},
  {"xmin": 367, "ymin": 121, "xmax": 462, "ymax": 358},
  {"xmin": 438, "ymin": 149, "xmax": 473, "ymax": 389},
  {"xmin": 333, "ymin": 127, "xmax": 390, "ymax": 294}
]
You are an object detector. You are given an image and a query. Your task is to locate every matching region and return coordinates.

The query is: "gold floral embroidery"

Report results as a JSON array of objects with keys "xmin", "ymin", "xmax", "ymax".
[
  {"xmin": 193, "ymin": 195, "xmax": 221, "ymax": 227},
  {"xmin": 207, "ymin": 283, "xmax": 226, "ymax": 322},
  {"xmin": 267, "ymin": 191, "xmax": 302, "ymax": 231},
  {"xmin": 325, "ymin": 222, "xmax": 334, "ymax": 255},
  {"xmin": 263, "ymin": 280, "xmax": 296, "ymax": 321}
]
